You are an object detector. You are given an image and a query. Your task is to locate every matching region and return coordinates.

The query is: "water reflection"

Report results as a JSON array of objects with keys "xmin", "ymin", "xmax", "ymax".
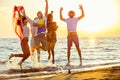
[{"xmin": 88, "ymin": 37, "xmax": 97, "ymax": 47}]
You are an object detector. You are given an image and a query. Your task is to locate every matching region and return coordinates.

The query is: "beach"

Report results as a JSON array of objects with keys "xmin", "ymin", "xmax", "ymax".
[
  {"xmin": 1, "ymin": 65, "xmax": 119, "ymax": 80},
  {"xmin": 0, "ymin": 0, "xmax": 120, "ymax": 79}
]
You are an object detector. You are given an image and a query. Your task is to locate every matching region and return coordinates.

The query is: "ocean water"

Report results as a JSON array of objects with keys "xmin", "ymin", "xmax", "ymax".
[{"xmin": 0, "ymin": 37, "xmax": 120, "ymax": 78}]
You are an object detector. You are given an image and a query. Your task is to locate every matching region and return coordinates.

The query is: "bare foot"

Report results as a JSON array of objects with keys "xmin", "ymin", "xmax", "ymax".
[
  {"xmin": 9, "ymin": 54, "xmax": 14, "ymax": 60},
  {"xmin": 66, "ymin": 63, "xmax": 71, "ymax": 66},
  {"xmin": 18, "ymin": 62, "xmax": 23, "ymax": 70},
  {"xmin": 80, "ymin": 62, "xmax": 82, "ymax": 66},
  {"xmin": 48, "ymin": 59, "xmax": 50, "ymax": 63},
  {"xmin": 79, "ymin": 63, "xmax": 82, "ymax": 67},
  {"xmin": 52, "ymin": 64, "xmax": 56, "ymax": 67},
  {"xmin": 68, "ymin": 69, "xmax": 71, "ymax": 74}
]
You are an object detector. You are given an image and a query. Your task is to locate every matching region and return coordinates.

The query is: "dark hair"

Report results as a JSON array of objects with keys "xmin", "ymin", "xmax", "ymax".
[
  {"xmin": 16, "ymin": 17, "xmax": 26, "ymax": 25},
  {"xmin": 22, "ymin": 17, "xmax": 27, "ymax": 22},
  {"xmin": 47, "ymin": 14, "xmax": 53, "ymax": 20},
  {"xmin": 17, "ymin": 20, "xmax": 21, "ymax": 25},
  {"xmin": 17, "ymin": 17, "xmax": 27, "ymax": 25},
  {"xmin": 47, "ymin": 13, "xmax": 53, "ymax": 23},
  {"xmin": 69, "ymin": 10, "xmax": 75, "ymax": 14}
]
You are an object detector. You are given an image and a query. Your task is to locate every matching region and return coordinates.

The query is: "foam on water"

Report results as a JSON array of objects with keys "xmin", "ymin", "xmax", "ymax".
[
  {"xmin": 0, "ymin": 61, "xmax": 120, "ymax": 79},
  {"xmin": 6, "ymin": 61, "xmax": 20, "ymax": 70}
]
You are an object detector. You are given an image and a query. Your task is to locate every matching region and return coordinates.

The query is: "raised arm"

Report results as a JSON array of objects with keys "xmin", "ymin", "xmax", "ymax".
[
  {"xmin": 78, "ymin": 4, "xmax": 85, "ymax": 20},
  {"xmin": 23, "ymin": 9, "xmax": 44, "ymax": 28},
  {"xmin": 60, "ymin": 7, "xmax": 65, "ymax": 21},
  {"xmin": 45, "ymin": 0, "xmax": 48, "ymax": 17}
]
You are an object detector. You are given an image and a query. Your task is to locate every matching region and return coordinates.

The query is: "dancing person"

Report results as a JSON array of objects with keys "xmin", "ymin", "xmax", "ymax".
[
  {"xmin": 24, "ymin": 0, "xmax": 48, "ymax": 62},
  {"xmin": 9, "ymin": 6, "xmax": 30, "ymax": 69},
  {"xmin": 60, "ymin": 4, "xmax": 85, "ymax": 65},
  {"xmin": 47, "ymin": 12, "xmax": 58, "ymax": 64}
]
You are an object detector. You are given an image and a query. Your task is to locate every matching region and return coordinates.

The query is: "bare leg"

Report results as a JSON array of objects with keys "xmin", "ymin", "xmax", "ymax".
[
  {"xmin": 9, "ymin": 54, "xmax": 23, "ymax": 70},
  {"xmin": 18, "ymin": 52, "xmax": 30, "ymax": 69},
  {"xmin": 51, "ymin": 42, "xmax": 56, "ymax": 64},
  {"xmin": 31, "ymin": 52, "xmax": 34, "ymax": 62},
  {"xmin": 18, "ymin": 61, "xmax": 23, "ymax": 70},
  {"xmin": 51, "ymin": 49, "xmax": 55, "ymax": 64},
  {"xmin": 47, "ymin": 42, "xmax": 51, "ymax": 61},
  {"xmin": 37, "ymin": 48, "xmax": 40, "ymax": 62},
  {"xmin": 40, "ymin": 34, "xmax": 48, "ymax": 51},
  {"xmin": 9, "ymin": 53, "xmax": 23, "ymax": 60},
  {"xmin": 9, "ymin": 54, "xmax": 14, "ymax": 60},
  {"xmin": 48, "ymin": 49, "xmax": 51, "ymax": 61},
  {"xmin": 31, "ymin": 47, "xmax": 35, "ymax": 62},
  {"xmin": 67, "ymin": 35, "xmax": 72, "ymax": 65},
  {"xmin": 67, "ymin": 47, "xmax": 71, "ymax": 65},
  {"xmin": 76, "ymin": 46, "xmax": 82, "ymax": 65},
  {"xmin": 21, "ymin": 38, "xmax": 30, "ymax": 62}
]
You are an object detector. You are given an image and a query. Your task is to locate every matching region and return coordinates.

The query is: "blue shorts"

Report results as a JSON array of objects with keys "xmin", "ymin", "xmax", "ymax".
[{"xmin": 67, "ymin": 32, "xmax": 79, "ymax": 48}]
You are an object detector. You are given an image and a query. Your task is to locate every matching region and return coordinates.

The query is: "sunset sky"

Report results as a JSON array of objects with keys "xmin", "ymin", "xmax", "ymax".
[{"xmin": 0, "ymin": 0, "xmax": 120, "ymax": 38}]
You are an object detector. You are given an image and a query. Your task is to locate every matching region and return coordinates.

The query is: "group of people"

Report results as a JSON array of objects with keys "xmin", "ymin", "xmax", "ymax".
[{"xmin": 9, "ymin": 0, "xmax": 85, "ymax": 69}]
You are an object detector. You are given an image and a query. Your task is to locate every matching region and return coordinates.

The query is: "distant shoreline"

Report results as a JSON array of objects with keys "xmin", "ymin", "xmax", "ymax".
[{"xmin": 0, "ymin": 36, "xmax": 120, "ymax": 39}]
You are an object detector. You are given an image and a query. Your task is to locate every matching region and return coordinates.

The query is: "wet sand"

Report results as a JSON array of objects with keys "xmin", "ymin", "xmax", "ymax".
[{"xmin": 3, "ymin": 65, "xmax": 120, "ymax": 80}]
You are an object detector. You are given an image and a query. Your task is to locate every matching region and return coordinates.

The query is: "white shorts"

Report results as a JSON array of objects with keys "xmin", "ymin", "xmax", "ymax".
[{"xmin": 30, "ymin": 37, "xmax": 35, "ymax": 47}]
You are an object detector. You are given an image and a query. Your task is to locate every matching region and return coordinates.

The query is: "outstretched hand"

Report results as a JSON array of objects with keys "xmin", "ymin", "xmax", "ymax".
[
  {"xmin": 60, "ymin": 7, "xmax": 63, "ymax": 12},
  {"xmin": 79, "ymin": 4, "xmax": 83, "ymax": 9},
  {"xmin": 78, "ymin": 4, "xmax": 85, "ymax": 20}
]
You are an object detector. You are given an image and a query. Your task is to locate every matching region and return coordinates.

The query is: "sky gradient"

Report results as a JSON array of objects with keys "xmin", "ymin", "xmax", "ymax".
[{"xmin": 0, "ymin": 0, "xmax": 120, "ymax": 38}]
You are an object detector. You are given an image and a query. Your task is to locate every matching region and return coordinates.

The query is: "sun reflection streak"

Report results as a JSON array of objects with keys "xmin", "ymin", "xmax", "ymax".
[{"xmin": 88, "ymin": 37, "xmax": 96, "ymax": 46}]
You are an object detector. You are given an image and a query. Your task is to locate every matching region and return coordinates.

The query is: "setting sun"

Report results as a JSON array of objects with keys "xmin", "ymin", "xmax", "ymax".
[{"xmin": 0, "ymin": 0, "xmax": 120, "ymax": 38}]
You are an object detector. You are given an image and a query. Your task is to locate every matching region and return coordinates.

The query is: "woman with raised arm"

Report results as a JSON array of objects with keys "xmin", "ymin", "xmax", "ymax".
[{"xmin": 9, "ymin": 6, "xmax": 30, "ymax": 69}]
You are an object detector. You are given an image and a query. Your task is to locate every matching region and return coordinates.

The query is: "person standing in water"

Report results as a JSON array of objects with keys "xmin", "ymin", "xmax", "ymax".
[
  {"xmin": 47, "ymin": 12, "xmax": 58, "ymax": 64},
  {"xmin": 60, "ymin": 4, "xmax": 85, "ymax": 65}
]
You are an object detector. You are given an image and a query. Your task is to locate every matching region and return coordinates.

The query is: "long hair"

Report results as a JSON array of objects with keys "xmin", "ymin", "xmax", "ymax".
[
  {"xmin": 47, "ymin": 13, "xmax": 53, "ymax": 27},
  {"xmin": 12, "ymin": 6, "xmax": 24, "ymax": 41},
  {"xmin": 47, "ymin": 13, "xmax": 58, "ymax": 31}
]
